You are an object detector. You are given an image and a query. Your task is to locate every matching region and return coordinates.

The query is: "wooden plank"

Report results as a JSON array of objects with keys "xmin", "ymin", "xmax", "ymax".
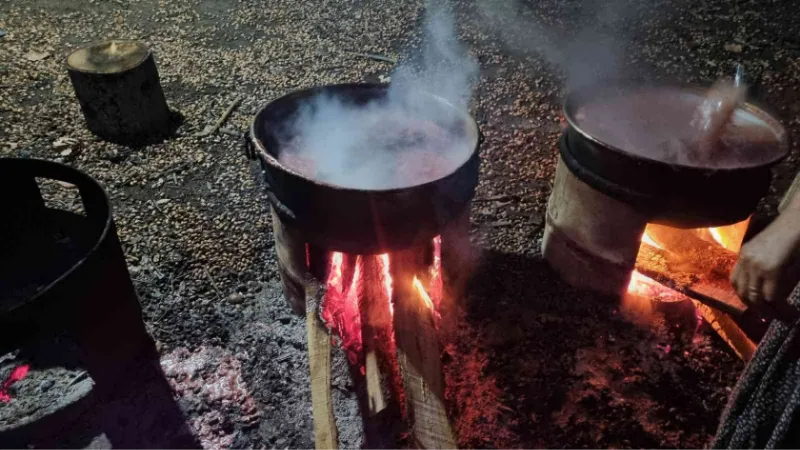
[
  {"xmin": 391, "ymin": 250, "xmax": 457, "ymax": 449},
  {"xmin": 693, "ymin": 301, "xmax": 757, "ymax": 361},
  {"xmin": 306, "ymin": 284, "xmax": 338, "ymax": 450}
]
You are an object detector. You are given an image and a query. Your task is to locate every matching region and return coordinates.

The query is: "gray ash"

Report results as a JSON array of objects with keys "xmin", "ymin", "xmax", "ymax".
[{"xmin": 0, "ymin": 333, "xmax": 93, "ymax": 433}]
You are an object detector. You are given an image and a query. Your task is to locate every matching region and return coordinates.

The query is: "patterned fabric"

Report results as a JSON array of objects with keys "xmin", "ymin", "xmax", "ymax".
[{"xmin": 713, "ymin": 283, "xmax": 800, "ymax": 449}]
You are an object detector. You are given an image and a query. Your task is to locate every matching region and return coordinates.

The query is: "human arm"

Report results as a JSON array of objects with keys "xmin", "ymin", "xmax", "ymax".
[{"xmin": 731, "ymin": 187, "xmax": 800, "ymax": 312}]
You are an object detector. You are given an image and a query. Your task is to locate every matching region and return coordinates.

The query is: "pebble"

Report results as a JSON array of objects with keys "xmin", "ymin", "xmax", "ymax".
[
  {"xmin": 724, "ymin": 43, "xmax": 743, "ymax": 53},
  {"xmin": 227, "ymin": 292, "xmax": 245, "ymax": 304},
  {"xmin": 38, "ymin": 378, "xmax": 55, "ymax": 392}
]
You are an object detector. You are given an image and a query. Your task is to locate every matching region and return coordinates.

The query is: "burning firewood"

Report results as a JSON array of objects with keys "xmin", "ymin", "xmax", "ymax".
[
  {"xmin": 390, "ymin": 248, "xmax": 457, "ymax": 449},
  {"xmin": 644, "ymin": 223, "xmax": 737, "ymax": 277},
  {"xmin": 358, "ymin": 256, "xmax": 406, "ymax": 448}
]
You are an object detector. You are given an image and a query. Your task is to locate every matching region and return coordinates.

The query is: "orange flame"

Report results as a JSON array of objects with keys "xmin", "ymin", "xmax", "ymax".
[
  {"xmin": 707, "ymin": 219, "xmax": 750, "ymax": 253},
  {"xmin": 627, "ymin": 270, "xmax": 665, "ymax": 297},
  {"xmin": 709, "ymin": 227, "xmax": 725, "ymax": 247},
  {"xmin": 641, "ymin": 231, "xmax": 663, "ymax": 250},
  {"xmin": 412, "ymin": 276, "xmax": 435, "ymax": 310}
]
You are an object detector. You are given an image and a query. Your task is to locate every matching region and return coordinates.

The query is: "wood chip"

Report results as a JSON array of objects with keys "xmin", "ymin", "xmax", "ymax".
[{"xmin": 24, "ymin": 50, "xmax": 52, "ymax": 61}]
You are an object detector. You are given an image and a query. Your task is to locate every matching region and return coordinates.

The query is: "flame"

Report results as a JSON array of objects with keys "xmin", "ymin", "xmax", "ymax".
[
  {"xmin": 629, "ymin": 218, "xmax": 750, "ymax": 298},
  {"xmin": 0, "ymin": 364, "xmax": 30, "ymax": 403},
  {"xmin": 429, "ymin": 236, "xmax": 444, "ymax": 313},
  {"xmin": 321, "ymin": 252, "xmax": 363, "ymax": 363},
  {"xmin": 328, "ymin": 252, "xmax": 344, "ymax": 288},
  {"xmin": 318, "ymin": 236, "xmax": 444, "ymax": 363},
  {"xmin": 377, "ymin": 254, "xmax": 393, "ymax": 316},
  {"xmin": 412, "ymin": 276, "xmax": 435, "ymax": 311},
  {"xmin": 708, "ymin": 227, "xmax": 725, "ymax": 246},
  {"xmin": 627, "ymin": 270, "xmax": 665, "ymax": 297},
  {"xmin": 707, "ymin": 218, "xmax": 750, "ymax": 252},
  {"xmin": 641, "ymin": 230, "xmax": 663, "ymax": 250}
]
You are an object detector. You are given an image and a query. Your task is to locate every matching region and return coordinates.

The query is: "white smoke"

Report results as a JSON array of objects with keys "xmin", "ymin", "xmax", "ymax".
[
  {"xmin": 278, "ymin": 2, "xmax": 478, "ymax": 190},
  {"xmin": 476, "ymin": 0, "xmax": 643, "ymax": 90}
]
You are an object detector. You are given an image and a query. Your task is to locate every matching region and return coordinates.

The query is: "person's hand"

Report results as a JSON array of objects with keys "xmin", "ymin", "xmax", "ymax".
[{"xmin": 731, "ymin": 212, "xmax": 800, "ymax": 314}]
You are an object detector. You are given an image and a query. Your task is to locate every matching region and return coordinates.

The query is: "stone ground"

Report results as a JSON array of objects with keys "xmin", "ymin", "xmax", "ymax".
[{"xmin": 1, "ymin": 0, "xmax": 800, "ymax": 447}]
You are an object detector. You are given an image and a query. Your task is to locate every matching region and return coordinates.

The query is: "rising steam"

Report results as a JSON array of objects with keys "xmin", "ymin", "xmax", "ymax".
[
  {"xmin": 278, "ymin": 3, "xmax": 478, "ymax": 190},
  {"xmin": 477, "ymin": 0, "xmax": 629, "ymax": 90}
]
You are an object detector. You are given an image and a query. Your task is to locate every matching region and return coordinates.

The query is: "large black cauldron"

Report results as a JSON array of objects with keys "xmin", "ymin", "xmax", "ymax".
[
  {"xmin": 561, "ymin": 83, "xmax": 788, "ymax": 228},
  {"xmin": 246, "ymin": 83, "xmax": 481, "ymax": 253}
]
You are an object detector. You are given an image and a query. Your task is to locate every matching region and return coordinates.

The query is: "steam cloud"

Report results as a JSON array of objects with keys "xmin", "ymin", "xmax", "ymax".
[
  {"xmin": 278, "ymin": 2, "xmax": 478, "ymax": 190},
  {"xmin": 476, "ymin": 0, "xmax": 632, "ymax": 90}
]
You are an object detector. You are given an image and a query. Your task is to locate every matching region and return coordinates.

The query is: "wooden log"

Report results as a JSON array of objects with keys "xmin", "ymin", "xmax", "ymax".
[
  {"xmin": 391, "ymin": 249, "xmax": 457, "ymax": 449},
  {"xmin": 635, "ymin": 244, "xmax": 768, "ymax": 356},
  {"xmin": 358, "ymin": 256, "xmax": 405, "ymax": 448},
  {"xmin": 306, "ymin": 283, "xmax": 338, "ymax": 450},
  {"xmin": 66, "ymin": 40, "xmax": 172, "ymax": 146},
  {"xmin": 694, "ymin": 301, "xmax": 757, "ymax": 361},
  {"xmin": 644, "ymin": 224, "xmax": 737, "ymax": 276},
  {"xmin": 359, "ymin": 257, "xmax": 393, "ymax": 416}
]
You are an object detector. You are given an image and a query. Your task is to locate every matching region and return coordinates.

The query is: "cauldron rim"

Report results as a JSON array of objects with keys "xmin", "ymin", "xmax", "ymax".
[
  {"xmin": 248, "ymin": 82, "xmax": 481, "ymax": 194},
  {"xmin": 563, "ymin": 81, "xmax": 789, "ymax": 172},
  {"xmin": 0, "ymin": 157, "xmax": 113, "ymax": 313}
]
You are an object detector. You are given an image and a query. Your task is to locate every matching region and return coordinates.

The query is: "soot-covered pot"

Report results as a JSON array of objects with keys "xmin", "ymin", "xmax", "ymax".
[{"xmin": 561, "ymin": 83, "xmax": 789, "ymax": 228}]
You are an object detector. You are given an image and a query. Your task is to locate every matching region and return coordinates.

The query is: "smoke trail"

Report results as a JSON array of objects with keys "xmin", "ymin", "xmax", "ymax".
[{"xmin": 277, "ymin": 1, "xmax": 478, "ymax": 190}]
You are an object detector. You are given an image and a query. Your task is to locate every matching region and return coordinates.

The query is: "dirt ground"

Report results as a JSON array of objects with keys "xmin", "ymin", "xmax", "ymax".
[{"xmin": 2, "ymin": 0, "xmax": 800, "ymax": 447}]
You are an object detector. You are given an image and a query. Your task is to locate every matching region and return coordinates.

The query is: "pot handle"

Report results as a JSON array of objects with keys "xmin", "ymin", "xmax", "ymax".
[{"xmin": 243, "ymin": 130, "xmax": 257, "ymax": 160}]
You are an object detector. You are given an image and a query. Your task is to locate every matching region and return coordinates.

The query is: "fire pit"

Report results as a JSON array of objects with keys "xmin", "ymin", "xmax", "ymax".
[
  {"xmin": 0, "ymin": 158, "xmax": 172, "ymax": 446},
  {"xmin": 246, "ymin": 83, "xmax": 481, "ymax": 448}
]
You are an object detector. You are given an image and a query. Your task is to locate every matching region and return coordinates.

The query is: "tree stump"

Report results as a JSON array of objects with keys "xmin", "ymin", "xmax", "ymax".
[{"xmin": 66, "ymin": 40, "xmax": 172, "ymax": 146}]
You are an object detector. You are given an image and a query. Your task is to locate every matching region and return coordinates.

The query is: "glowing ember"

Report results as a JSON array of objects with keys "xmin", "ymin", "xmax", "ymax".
[
  {"xmin": 321, "ymin": 252, "xmax": 363, "ymax": 363},
  {"xmin": 641, "ymin": 230, "xmax": 663, "ymax": 250},
  {"xmin": 412, "ymin": 276, "xmax": 435, "ymax": 311},
  {"xmin": 0, "ymin": 364, "xmax": 30, "ymax": 403}
]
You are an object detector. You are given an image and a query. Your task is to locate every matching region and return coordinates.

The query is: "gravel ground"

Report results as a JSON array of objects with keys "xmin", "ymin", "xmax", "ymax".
[{"xmin": 2, "ymin": 0, "xmax": 800, "ymax": 447}]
